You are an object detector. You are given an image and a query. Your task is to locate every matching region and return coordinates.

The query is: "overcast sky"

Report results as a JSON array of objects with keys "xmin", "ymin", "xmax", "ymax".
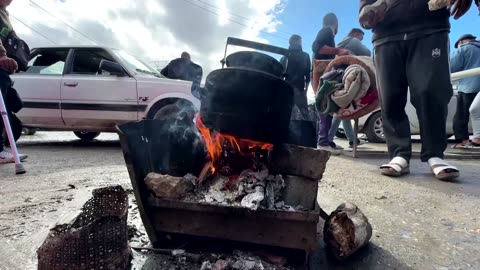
[{"xmin": 9, "ymin": 0, "xmax": 286, "ymax": 77}]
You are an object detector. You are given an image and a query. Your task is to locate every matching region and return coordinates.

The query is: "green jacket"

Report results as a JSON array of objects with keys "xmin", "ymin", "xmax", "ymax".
[{"xmin": 0, "ymin": 7, "xmax": 12, "ymax": 56}]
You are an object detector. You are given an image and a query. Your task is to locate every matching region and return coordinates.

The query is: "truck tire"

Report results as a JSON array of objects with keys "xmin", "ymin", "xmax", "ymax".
[
  {"xmin": 74, "ymin": 131, "xmax": 100, "ymax": 141},
  {"xmin": 152, "ymin": 101, "xmax": 195, "ymax": 124},
  {"xmin": 23, "ymin": 128, "xmax": 37, "ymax": 136},
  {"xmin": 365, "ymin": 111, "xmax": 385, "ymax": 143}
]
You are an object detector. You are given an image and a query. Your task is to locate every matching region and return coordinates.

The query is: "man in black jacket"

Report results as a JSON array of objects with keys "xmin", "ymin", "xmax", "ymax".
[
  {"xmin": 161, "ymin": 52, "xmax": 203, "ymax": 98},
  {"xmin": 280, "ymin": 35, "xmax": 311, "ymax": 119},
  {"xmin": 358, "ymin": 0, "xmax": 472, "ymax": 180}
]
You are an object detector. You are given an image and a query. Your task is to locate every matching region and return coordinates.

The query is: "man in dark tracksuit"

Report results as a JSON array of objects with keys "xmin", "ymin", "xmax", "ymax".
[{"xmin": 359, "ymin": 0, "xmax": 472, "ymax": 180}]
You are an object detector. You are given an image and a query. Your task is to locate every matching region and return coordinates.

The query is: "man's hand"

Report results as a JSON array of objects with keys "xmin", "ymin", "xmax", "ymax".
[
  {"xmin": 337, "ymin": 49, "xmax": 350, "ymax": 56},
  {"xmin": 0, "ymin": 56, "xmax": 18, "ymax": 73},
  {"xmin": 450, "ymin": 0, "xmax": 473, "ymax": 19}
]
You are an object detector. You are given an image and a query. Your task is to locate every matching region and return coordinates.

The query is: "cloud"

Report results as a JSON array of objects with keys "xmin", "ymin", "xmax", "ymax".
[{"xmin": 8, "ymin": 0, "xmax": 286, "ymax": 78}]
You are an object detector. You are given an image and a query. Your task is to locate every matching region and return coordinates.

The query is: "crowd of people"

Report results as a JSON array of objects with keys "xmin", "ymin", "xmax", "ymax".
[
  {"xmin": 280, "ymin": 0, "xmax": 480, "ymax": 181},
  {"xmin": 1, "ymin": 0, "xmax": 480, "ymax": 182}
]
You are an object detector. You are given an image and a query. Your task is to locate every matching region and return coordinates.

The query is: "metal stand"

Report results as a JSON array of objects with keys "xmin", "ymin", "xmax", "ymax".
[
  {"xmin": 352, "ymin": 118, "xmax": 359, "ymax": 158},
  {"xmin": 0, "ymin": 89, "xmax": 25, "ymax": 174}
]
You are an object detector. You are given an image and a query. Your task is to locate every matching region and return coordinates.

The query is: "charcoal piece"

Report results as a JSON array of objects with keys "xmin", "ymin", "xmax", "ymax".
[
  {"xmin": 265, "ymin": 182, "xmax": 275, "ymax": 209},
  {"xmin": 145, "ymin": 173, "xmax": 194, "ymax": 200},
  {"xmin": 269, "ymin": 144, "xmax": 330, "ymax": 180}
]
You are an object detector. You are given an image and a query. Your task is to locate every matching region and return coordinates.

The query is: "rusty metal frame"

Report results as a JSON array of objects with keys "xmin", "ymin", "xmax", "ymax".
[{"xmin": 148, "ymin": 197, "xmax": 320, "ymax": 252}]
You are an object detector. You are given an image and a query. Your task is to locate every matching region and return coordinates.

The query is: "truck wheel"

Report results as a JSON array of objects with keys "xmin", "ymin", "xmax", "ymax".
[
  {"xmin": 23, "ymin": 128, "xmax": 37, "ymax": 136},
  {"xmin": 365, "ymin": 111, "xmax": 385, "ymax": 143},
  {"xmin": 74, "ymin": 131, "xmax": 100, "ymax": 141},
  {"xmin": 153, "ymin": 102, "xmax": 195, "ymax": 123}
]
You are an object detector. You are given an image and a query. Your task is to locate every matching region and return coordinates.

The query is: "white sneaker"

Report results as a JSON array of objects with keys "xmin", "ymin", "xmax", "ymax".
[
  {"xmin": 0, "ymin": 150, "xmax": 28, "ymax": 164},
  {"xmin": 317, "ymin": 145, "xmax": 343, "ymax": 155}
]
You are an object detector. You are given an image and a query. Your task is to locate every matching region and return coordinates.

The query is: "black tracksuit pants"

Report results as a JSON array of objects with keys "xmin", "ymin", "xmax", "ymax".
[
  {"xmin": 0, "ymin": 71, "xmax": 11, "ymax": 152},
  {"xmin": 374, "ymin": 32, "xmax": 453, "ymax": 162},
  {"xmin": 453, "ymin": 92, "xmax": 477, "ymax": 141}
]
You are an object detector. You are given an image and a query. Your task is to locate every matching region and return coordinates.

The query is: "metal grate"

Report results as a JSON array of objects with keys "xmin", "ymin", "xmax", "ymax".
[{"xmin": 37, "ymin": 186, "xmax": 131, "ymax": 270}]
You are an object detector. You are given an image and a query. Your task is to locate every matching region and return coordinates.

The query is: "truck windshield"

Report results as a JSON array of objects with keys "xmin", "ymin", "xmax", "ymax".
[{"xmin": 112, "ymin": 49, "xmax": 162, "ymax": 77}]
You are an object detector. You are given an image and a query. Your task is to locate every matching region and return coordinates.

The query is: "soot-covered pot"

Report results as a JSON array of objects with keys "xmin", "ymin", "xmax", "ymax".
[{"xmin": 200, "ymin": 67, "xmax": 293, "ymax": 144}]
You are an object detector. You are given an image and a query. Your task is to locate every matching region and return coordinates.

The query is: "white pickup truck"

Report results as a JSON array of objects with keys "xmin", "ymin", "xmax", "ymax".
[{"xmin": 9, "ymin": 46, "xmax": 200, "ymax": 141}]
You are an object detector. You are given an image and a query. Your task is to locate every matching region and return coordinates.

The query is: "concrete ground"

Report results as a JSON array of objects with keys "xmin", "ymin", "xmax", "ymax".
[{"xmin": 0, "ymin": 132, "xmax": 479, "ymax": 270}]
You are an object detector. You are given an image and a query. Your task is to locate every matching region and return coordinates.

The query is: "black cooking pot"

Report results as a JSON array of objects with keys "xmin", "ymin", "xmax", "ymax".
[
  {"xmin": 200, "ymin": 68, "xmax": 293, "ymax": 144},
  {"xmin": 225, "ymin": 51, "xmax": 284, "ymax": 78}
]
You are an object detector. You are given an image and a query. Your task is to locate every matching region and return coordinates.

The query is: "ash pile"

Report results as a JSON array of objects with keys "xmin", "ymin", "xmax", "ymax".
[{"xmin": 145, "ymin": 136, "xmax": 314, "ymax": 213}]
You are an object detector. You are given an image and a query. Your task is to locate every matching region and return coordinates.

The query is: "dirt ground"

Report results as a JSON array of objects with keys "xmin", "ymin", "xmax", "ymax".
[{"xmin": 1, "ymin": 132, "xmax": 479, "ymax": 270}]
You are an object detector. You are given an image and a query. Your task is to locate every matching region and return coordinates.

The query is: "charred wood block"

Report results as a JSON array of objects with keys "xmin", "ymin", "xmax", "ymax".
[
  {"xmin": 282, "ymin": 175, "xmax": 318, "ymax": 210},
  {"xmin": 145, "ymin": 173, "xmax": 194, "ymax": 200},
  {"xmin": 269, "ymin": 144, "xmax": 330, "ymax": 180},
  {"xmin": 323, "ymin": 203, "xmax": 372, "ymax": 260}
]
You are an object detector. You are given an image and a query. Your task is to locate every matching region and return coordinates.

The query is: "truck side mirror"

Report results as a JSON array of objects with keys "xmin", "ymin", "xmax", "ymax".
[{"xmin": 99, "ymin": 60, "xmax": 127, "ymax": 77}]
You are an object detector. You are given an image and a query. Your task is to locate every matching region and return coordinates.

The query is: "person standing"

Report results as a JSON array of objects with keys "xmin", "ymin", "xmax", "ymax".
[
  {"xmin": 161, "ymin": 52, "xmax": 203, "ymax": 98},
  {"xmin": 280, "ymin": 34, "xmax": 311, "ymax": 119},
  {"xmin": 450, "ymin": 34, "xmax": 480, "ymax": 149},
  {"xmin": 328, "ymin": 28, "xmax": 372, "ymax": 148},
  {"xmin": 312, "ymin": 13, "xmax": 350, "ymax": 154},
  {"xmin": 358, "ymin": 0, "xmax": 472, "ymax": 180},
  {"xmin": 0, "ymin": 0, "xmax": 28, "ymax": 164}
]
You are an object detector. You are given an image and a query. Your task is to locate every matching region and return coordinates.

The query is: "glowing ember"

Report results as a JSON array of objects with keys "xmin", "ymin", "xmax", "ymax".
[{"xmin": 195, "ymin": 114, "xmax": 273, "ymax": 176}]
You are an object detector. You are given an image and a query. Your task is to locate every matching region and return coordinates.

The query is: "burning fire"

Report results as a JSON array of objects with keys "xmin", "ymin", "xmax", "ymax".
[{"xmin": 195, "ymin": 114, "xmax": 273, "ymax": 177}]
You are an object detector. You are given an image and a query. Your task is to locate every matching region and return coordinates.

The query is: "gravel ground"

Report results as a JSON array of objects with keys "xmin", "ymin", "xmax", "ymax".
[{"xmin": 0, "ymin": 132, "xmax": 479, "ymax": 270}]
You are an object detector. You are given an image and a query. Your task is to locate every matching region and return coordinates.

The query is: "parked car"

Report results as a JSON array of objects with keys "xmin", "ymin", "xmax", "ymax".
[
  {"xmin": 338, "ymin": 85, "xmax": 472, "ymax": 143},
  {"xmin": 10, "ymin": 46, "xmax": 199, "ymax": 141}
]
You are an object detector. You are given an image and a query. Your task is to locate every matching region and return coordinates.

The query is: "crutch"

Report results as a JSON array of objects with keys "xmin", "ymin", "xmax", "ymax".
[{"xmin": 0, "ymin": 87, "xmax": 25, "ymax": 174}]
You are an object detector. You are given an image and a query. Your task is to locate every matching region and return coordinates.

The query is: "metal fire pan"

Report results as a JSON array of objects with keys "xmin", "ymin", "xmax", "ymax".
[{"xmin": 148, "ymin": 197, "xmax": 320, "ymax": 252}]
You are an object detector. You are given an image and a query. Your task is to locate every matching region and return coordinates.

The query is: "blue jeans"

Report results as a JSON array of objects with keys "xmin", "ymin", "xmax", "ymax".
[{"xmin": 328, "ymin": 117, "xmax": 354, "ymax": 143}]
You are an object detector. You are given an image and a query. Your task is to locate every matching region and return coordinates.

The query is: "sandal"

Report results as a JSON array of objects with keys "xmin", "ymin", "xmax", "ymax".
[
  {"xmin": 428, "ymin": 157, "xmax": 459, "ymax": 181},
  {"xmin": 380, "ymin": 157, "xmax": 410, "ymax": 177},
  {"xmin": 451, "ymin": 143, "xmax": 474, "ymax": 149}
]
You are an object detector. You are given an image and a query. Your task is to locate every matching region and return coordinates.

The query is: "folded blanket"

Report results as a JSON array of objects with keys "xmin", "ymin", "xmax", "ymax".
[
  {"xmin": 322, "ymin": 56, "xmax": 379, "ymax": 120},
  {"xmin": 428, "ymin": 0, "xmax": 454, "ymax": 11},
  {"xmin": 312, "ymin": 60, "xmax": 332, "ymax": 95},
  {"xmin": 331, "ymin": 64, "xmax": 370, "ymax": 108},
  {"xmin": 315, "ymin": 80, "xmax": 342, "ymax": 115}
]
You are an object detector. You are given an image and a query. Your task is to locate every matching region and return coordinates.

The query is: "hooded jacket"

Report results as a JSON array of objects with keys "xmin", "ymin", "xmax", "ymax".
[
  {"xmin": 359, "ymin": 0, "xmax": 450, "ymax": 47},
  {"xmin": 280, "ymin": 44, "xmax": 311, "ymax": 90},
  {"xmin": 450, "ymin": 41, "xmax": 480, "ymax": 94},
  {"xmin": 337, "ymin": 37, "xmax": 372, "ymax": 56}
]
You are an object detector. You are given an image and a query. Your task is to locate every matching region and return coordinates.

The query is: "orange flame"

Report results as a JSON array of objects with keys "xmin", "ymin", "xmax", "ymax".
[{"xmin": 196, "ymin": 114, "xmax": 272, "ymax": 171}]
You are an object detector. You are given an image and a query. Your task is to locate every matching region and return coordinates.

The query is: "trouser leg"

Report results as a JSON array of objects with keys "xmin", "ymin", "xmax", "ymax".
[
  {"xmin": 405, "ymin": 32, "xmax": 452, "ymax": 161},
  {"xmin": 328, "ymin": 117, "xmax": 341, "ymax": 142},
  {"xmin": 374, "ymin": 40, "xmax": 411, "ymax": 161},
  {"xmin": 317, "ymin": 112, "xmax": 332, "ymax": 146},
  {"xmin": 342, "ymin": 120, "xmax": 355, "ymax": 143},
  {"xmin": 0, "ymin": 82, "xmax": 9, "ymax": 152},
  {"xmin": 469, "ymin": 92, "xmax": 480, "ymax": 139},
  {"xmin": 453, "ymin": 92, "xmax": 476, "ymax": 141}
]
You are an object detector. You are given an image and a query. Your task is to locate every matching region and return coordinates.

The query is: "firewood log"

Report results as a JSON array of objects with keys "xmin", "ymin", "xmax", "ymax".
[{"xmin": 323, "ymin": 203, "xmax": 372, "ymax": 260}]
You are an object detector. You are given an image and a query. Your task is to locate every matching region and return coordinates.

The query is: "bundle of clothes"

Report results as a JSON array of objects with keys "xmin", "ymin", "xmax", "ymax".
[{"xmin": 314, "ymin": 56, "xmax": 379, "ymax": 120}]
